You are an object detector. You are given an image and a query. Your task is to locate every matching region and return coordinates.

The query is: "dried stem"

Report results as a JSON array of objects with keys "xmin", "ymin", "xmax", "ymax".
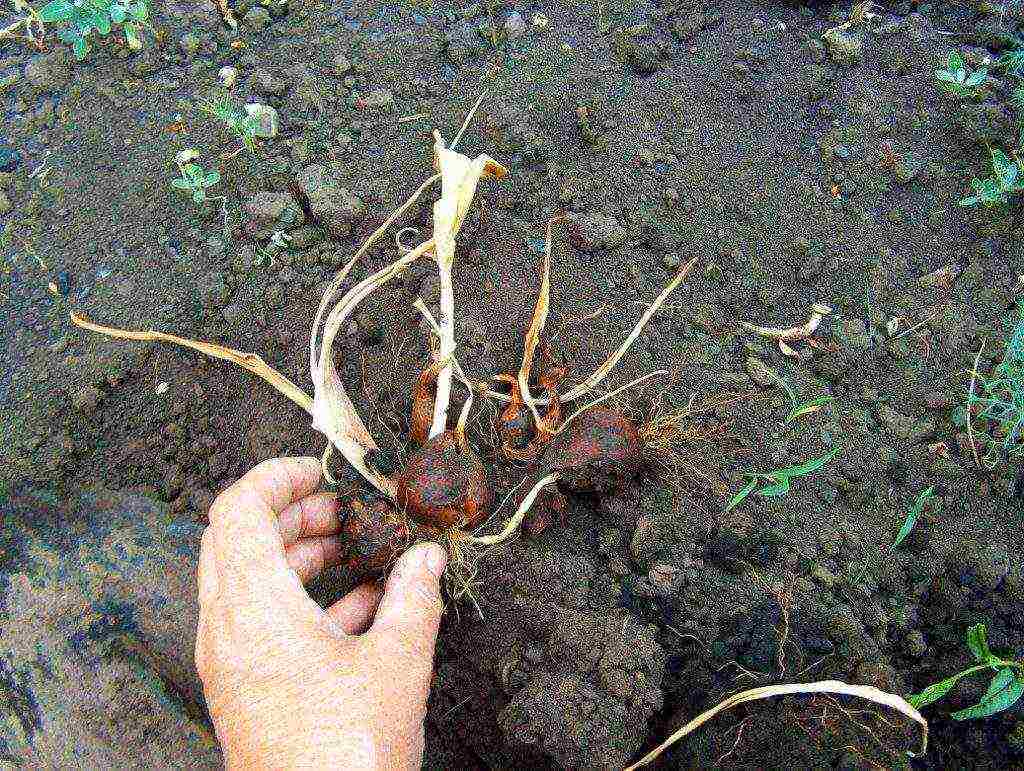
[
  {"xmin": 555, "ymin": 370, "xmax": 666, "ymax": 435},
  {"xmin": 518, "ymin": 217, "xmax": 560, "ymax": 429},
  {"xmin": 467, "ymin": 473, "xmax": 560, "ymax": 546},
  {"xmin": 430, "ymin": 256, "xmax": 457, "ymax": 438},
  {"xmin": 312, "ymin": 238, "xmax": 436, "ymax": 497},
  {"xmin": 559, "ymin": 256, "xmax": 699, "ymax": 403},
  {"xmin": 623, "ymin": 680, "xmax": 927, "ymax": 770},
  {"xmin": 70, "ymin": 312, "xmax": 313, "ymax": 413},
  {"xmin": 968, "ymin": 341, "xmax": 986, "ymax": 469}
]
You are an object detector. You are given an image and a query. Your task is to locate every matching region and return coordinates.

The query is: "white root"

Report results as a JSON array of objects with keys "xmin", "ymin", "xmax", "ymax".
[
  {"xmin": 467, "ymin": 473, "xmax": 560, "ymax": 546},
  {"xmin": 623, "ymin": 679, "xmax": 926, "ymax": 770}
]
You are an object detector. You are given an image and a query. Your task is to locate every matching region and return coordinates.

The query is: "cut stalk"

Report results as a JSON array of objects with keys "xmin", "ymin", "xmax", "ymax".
[
  {"xmin": 430, "ymin": 257, "xmax": 457, "ymax": 438},
  {"xmin": 561, "ymin": 256, "xmax": 698, "ymax": 403},
  {"xmin": 624, "ymin": 679, "xmax": 927, "ymax": 770},
  {"xmin": 467, "ymin": 473, "xmax": 560, "ymax": 546},
  {"xmin": 70, "ymin": 312, "xmax": 312, "ymax": 413}
]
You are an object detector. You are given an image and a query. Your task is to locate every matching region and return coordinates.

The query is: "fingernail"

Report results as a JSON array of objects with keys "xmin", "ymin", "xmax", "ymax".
[{"xmin": 420, "ymin": 542, "xmax": 447, "ymax": 578}]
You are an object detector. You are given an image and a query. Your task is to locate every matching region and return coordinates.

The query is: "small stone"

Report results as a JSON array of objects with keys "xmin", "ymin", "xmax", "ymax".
[
  {"xmin": 662, "ymin": 252, "xmax": 681, "ymax": 269},
  {"xmin": 810, "ymin": 562, "xmax": 836, "ymax": 587},
  {"xmin": 294, "ymin": 164, "xmax": 366, "ymax": 238},
  {"xmin": 244, "ymin": 103, "xmax": 278, "ymax": 138},
  {"xmin": 0, "ymin": 190, "xmax": 10, "ymax": 214},
  {"xmin": 73, "ymin": 386, "xmax": 102, "ymax": 413},
  {"xmin": 222, "ymin": 302, "xmax": 245, "ymax": 324},
  {"xmin": 504, "ymin": 11, "xmax": 526, "ymax": 38},
  {"xmin": 903, "ymin": 630, "xmax": 927, "ymax": 658},
  {"xmin": 824, "ymin": 30, "xmax": 863, "ymax": 63},
  {"xmin": 242, "ymin": 7, "xmax": 271, "ymax": 31},
  {"xmin": 571, "ymin": 212, "xmax": 627, "ymax": 251},
  {"xmin": 894, "ymin": 152, "xmax": 923, "ymax": 184},
  {"xmin": 745, "ymin": 355, "xmax": 777, "ymax": 387},
  {"xmin": 253, "ymin": 69, "xmax": 287, "ymax": 97},
  {"xmin": 219, "ymin": 66, "xmax": 238, "ymax": 88}
]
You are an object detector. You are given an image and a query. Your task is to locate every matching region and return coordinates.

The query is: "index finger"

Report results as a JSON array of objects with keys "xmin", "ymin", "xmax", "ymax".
[{"xmin": 206, "ymin": 456, "xmax": 323, "ymax": 579}]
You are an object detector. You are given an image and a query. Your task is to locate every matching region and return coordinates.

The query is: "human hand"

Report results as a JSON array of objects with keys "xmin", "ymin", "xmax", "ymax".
[{"xmin": 195, "ymin": 457, "xmax": 447, "ymax": 770}]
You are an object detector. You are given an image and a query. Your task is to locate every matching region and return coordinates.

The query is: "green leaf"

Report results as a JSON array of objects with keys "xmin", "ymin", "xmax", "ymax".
[
  {"xmin": 774, "ymin": 447, "xmax": 841, "ymax": 481},
  {"xmin": 38, "ymin": 0, "xmax": 73, "ymax": 21},
  {"xmin": 935, "ymin": 70, "xmax": 958, "ymax": 84},
  {"xmin": 95, "ymin": 13, "xmax": 112, "ymax": 34},
  {"xmin": 948, "ymin": 50, "xmax": 965, "ymax": 75},
  {"xmin": 959, "ymin": 193, "xmax": 981, "ymax": 207},
  {"xmin": 72, "ymin": 36, "xmax": 89, "ymax": 59},
  {"xmin": 991, "ymin": 150, "xmax": 1018, "ymax": 189},
  {"xmin": 170, "ymin": 178, "xmax": 193, "ymax": 190},
  {"xmin": 785, "ymin": 396, "xmax": 834, "ymax": 424},
  {"xmin": 758, "ymin": 478, "xmax": 791, "ymax": 497},
  {"xmin": 893, "ymin": 486, "xmax": 934, "ymax": 549},
  {"xmin": 109, "ymin": 4, "xmax": 125, "ymax": 22},
  {"xmin": 124, "ymin": 20, "xmax": 141, "ymax": 49},
  {"xmin": 192, "ymin": 191, "xmax": 205, "ymax": 204},
  {"xmin": 963, "ymin": 67, "xmax": 988, "ymax": 88},
  {"xmin": 203, "ymin": 170, "xmax": 221, "ymax": 186},
  {"xmin": 725, "ymin": 478, "xmax": 758, "ymax": 513},
  {"xmin": 952, "ymin": 669, "xmax": 1024, "ymax": 720},
  {"xmin": 909, "ymin": 672, "xmax": 967, "ymax": 709},
  {"xmin": 966, "ymin": 623, "xmax": 992, "ymax": 664}
]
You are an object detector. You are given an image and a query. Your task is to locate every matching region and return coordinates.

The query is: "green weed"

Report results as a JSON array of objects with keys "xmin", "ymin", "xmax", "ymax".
[
  {"xmin": 38, "ymin": 0, "xmax": 149, "ymax": 60},
  {"xmin": 198, "ymin": 96, "xmax": 273, "ymax": 155},
  {"xmin": 960, "ymin": 149, "xmax": 1024, "ymax": 208},
  {"xmin": 935, "ymin": 51, "xmax": 988, "ymax": 98},
  {"xmin": 171, "ymin": 149, "xmax": 221, "ymax": 205},
  {"xmin": 725, "ymin": 447, "xmax": 840, "ymax": 512},
  {"xmin": 909, "ymin": 623, "xmax": 1024, "ymax": 720},
  {"xmin": 958, "ymin": 303, "xmax": 1024, "ymax": 467},
  {"xmin": 769, "ymin": 369, "xmax": 834, "ymax": 424},
  {"xmin": 892, "ymin": 486, "xmax": 936, "ymax": 549}
]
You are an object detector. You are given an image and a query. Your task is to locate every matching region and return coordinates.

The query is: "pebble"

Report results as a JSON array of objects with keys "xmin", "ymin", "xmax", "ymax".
[
  {"xmin": 0, "ymin": 190, "xmax": 10, "ymax": 214},
  {"xmin": 73, "ymin": 386, "xmax": 103, "ymax": 413},
  {"xmin": 571, "ymin": 212, "xmax": 627, "ymax": 251},
  {"xmin": 505, "ymin": 11, "xmax": 526, "ymax": 38},
  {"xmin": 745, "ymin": 355, "xmax": 777, "ymax": 387},
  {"xmin": 0, "ymin": 144, "xmax": 20, "ymax": 172},
  {"xmin": 243, "ymin": 7, "xmax": 271, "ymax": 31}
]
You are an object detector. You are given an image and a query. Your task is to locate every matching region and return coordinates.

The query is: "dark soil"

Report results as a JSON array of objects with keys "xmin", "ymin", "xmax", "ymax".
[{"xmin": 4, "ymin": 0, "xmax": 1024, "ymax": 768}]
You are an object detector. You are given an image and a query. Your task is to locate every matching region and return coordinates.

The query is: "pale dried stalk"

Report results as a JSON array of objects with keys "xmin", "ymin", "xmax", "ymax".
[
  {"xmin": 427, "ymin": 131, "xmax": 507, "ymax": 438},
  {"xmin": 559, "ymin": 255, "xmax": 699, "ymax": 403},
  {"xmin": 740, "ymin": 302, "xmax": 832, "ymax": 342},
  {"xmin": 70, "ymin": 312, "xmax": 312, "ymax": 413},
  {"xmin": 623, "ymin": 679, "xmax": 927, "ymax": 770},
  {"xmin": 312, "ymin": 238, "xmax": 436, "ymax": 497},
  {"xmin": 517, "ymin": 217, "xmax": 557, "ymax": 429},
  {"xmin": 412, "ymin": 298, "xmax": 477, "ymax": 394},
  {"xmin": 467, "ymin": 473, "xmax": 560, "ymax": 546},
  {"xmin": 554, "ymin": 370, "xmax": 666, "ymax": 436}
]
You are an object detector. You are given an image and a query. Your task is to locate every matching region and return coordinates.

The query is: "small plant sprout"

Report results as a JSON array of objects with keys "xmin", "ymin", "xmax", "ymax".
[
  {"xmin": 171, "ymin": 149, "xmax": 221, "ymax": 205},
  {"xmin": 768, "ymin": 369, "xmax": 834, "ymax": 424},
  {"xmin": 725, "ymin": 447, "xmax": 840, "ymax": 513},
  {"xmin": 909, "ymin": 624, "xmax": 1024, "ymax": 720},
  {"xmin": 960, "ymin": 149, "xmax": 1024, "ymax": 208},
  {"xmin": 961, "ymin": 303, "xmax": 1024, "ymax": 466},
  {"xmin": 199, "ymin": 96, "xmax": 276, "ymax": 156},
  {"xmin": 935, "ymin": 51, "xmax": 988, "ymax": 98},
  {"xmin": 36, "ymin": 0, "xmax": 150, "ymax": 59},
  {"xmin": 739, "ymin": 302, "xmax": 832, "ymax": 357},
  {"xmin": 256, "ymin": 230, "xmax": 291, "ymax": 267},
  {"xmin": 892, "ymin": 485, "xmax": 935, "ymax": 549}
]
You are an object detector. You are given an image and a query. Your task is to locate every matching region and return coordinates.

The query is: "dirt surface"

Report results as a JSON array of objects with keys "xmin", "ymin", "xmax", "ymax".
[{"xmin": 4, "ymin": 0, "xmax": 1024, "ymax": 767}]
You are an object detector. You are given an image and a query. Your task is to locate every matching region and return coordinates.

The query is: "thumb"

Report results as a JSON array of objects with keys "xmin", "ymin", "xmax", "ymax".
[{"xmin": 370, "ymin": 542, "xmax": 447, "ymax": 670}]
